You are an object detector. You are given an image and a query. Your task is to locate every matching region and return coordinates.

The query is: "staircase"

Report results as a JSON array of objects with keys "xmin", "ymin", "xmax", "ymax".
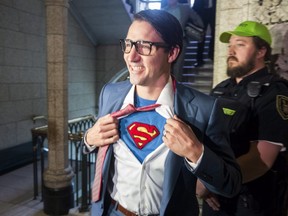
[{"xmin": 181, "ymin": 35, "xmax": 214, "ymax": 95}]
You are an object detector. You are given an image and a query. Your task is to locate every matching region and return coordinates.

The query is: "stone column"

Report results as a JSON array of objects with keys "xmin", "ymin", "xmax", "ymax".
[{"xmin": 43, "ymin": 0, "xmax": 74, "ymax": 215}]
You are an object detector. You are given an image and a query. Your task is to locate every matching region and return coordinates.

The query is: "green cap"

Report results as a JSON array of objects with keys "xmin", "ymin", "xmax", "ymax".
[{"xmin": 219, "ymin": 21, "xmax": 272, "ymax": 45}]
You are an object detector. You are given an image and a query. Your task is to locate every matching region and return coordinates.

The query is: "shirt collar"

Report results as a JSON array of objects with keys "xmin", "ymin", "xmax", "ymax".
[{"xmin": 121, "ymin": 76, "xmax": 175, "ymax": 119}]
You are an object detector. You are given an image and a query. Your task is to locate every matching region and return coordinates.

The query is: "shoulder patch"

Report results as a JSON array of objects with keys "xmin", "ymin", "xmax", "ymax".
[
  {"xmin": 276, "ymin": 95, "xmax": 288, "ymax": 120},
  {"xmin": 222, "ymin": 107, "xmax": 236, "ymax": 116}
]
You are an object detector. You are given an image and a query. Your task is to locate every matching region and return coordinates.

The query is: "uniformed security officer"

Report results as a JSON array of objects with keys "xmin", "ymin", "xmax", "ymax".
[{"xmin": 196, "ymin": 21, "xmax": 288, "ymax": 216}]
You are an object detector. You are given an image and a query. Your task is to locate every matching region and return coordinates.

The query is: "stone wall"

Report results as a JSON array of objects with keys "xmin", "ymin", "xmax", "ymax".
[
  {"xmin": 94, "ymin": 45, "xmax": 126, "ymax": 114},
  {"xmin": 0, "ymin": 0, "xmax": 47, "ymax": 150},
  {"xmin": 0, "ymin": 0, "xmax": 125, "ymax": 151},
  {"xmin": 213, "ymin": 0, "xmax": 288, "ymax": 86}
]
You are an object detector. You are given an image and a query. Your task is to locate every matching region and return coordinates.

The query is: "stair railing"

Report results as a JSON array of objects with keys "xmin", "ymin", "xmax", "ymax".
[{"xmin": 31, "ymin": 114, "xmax": 96, "ymax": 211}]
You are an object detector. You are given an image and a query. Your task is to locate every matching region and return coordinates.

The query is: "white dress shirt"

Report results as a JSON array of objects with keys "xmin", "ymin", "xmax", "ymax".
[{"xmin": 110, "ymin": 77, "xmax": 175, "ymax": 215}]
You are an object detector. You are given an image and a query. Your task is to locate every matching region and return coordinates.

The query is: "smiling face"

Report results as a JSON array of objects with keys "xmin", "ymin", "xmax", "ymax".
[{"xmin": 123, "ymin": 20, "xmax": 178, "ymax": 97}]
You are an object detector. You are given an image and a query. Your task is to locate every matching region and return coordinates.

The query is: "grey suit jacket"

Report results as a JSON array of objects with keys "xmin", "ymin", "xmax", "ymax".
[{"xmin": 90, "ymin": 80, "xmax": 241, "ymax": 216}]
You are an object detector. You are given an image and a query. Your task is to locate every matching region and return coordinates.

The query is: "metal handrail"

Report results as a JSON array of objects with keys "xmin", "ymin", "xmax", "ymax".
[{"xmin": 31, "ymin": 115, "xmax": 96, "ymax": 211}]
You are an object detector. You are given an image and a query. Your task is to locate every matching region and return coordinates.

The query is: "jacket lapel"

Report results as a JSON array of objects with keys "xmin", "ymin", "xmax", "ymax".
[
  {"xmin": 160, "ymin": 83, "xmax": 197, "ymax": 214},
  {"xmin": 98, "ymin": 81, "xmax": 132, "ymax": 117},
  {"xmin": 160, "ymin": 152, "xmax": 183, "ymax": 215},
  {"xmin": 174, "ymin": 82, "xmax": 197, "ymax": 122},
  {"xmin": 100, "ymin": 81, "xmax": 132, "ymax": 202}
]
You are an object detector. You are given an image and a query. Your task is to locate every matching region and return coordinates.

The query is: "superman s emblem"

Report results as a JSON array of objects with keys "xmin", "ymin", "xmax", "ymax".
[{"xmin": 127, "ymin": 122, "xmax": 160, "ymax": 149}]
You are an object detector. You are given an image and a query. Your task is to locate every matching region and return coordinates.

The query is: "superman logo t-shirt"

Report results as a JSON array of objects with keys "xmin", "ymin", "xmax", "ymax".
[{"xmin": 119, "ymin": 97, "xmax": 166, "ymax": 163}]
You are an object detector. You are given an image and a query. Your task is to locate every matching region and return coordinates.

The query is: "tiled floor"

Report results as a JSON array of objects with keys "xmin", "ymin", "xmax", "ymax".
[
  {"xmin": 0, "ymin": 163, "xmax": 89, "ymax": 216},
  {"xmin": 0, "ymin": 163, "xmax": 203, "ymax": 216},
  {"xmin": 0, "ymin": 163, "xmax": 46, "ymax": 216}
]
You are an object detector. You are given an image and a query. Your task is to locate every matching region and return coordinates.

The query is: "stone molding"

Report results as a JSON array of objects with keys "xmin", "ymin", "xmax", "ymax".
[{"xmin": 253, "ymin": 0, "xmax": 288, "ymax": 25}]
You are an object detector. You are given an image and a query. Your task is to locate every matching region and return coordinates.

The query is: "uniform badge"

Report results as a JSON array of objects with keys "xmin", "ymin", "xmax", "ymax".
[
  {"xmin": 276, "ymin": 95, "xmax": 288, "ymax": 120},
  {"xmin": 128, "ymin": 122, "xmax": 160, "ymax": 149}
]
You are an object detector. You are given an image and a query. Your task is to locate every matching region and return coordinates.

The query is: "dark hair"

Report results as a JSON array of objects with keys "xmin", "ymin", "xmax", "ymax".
[
  {"xmin": 252, "ymin": 36, "xmax": 273, "ymax": 72},
  {"xmin": 252, "ymin": 36, "xmax": 271, "ymax": 62},
  {"xmin": 133, "ymin": 9, "xmax": 183, "ymax": 54}
]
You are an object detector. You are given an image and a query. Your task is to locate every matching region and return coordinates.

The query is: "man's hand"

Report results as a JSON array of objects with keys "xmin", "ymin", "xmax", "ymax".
[
  {"xmin": 204, "ymin": 193, "xmax": 221, "ymax": 211},
  {"xmin": 196, "ymin": 179, "xmax": 210, "ymax": 198},
  {"xmin": 163, "ymin": 115, "xmax": 203, "ymax": 163},
  {"xmin": 86, "ymin": 114, "xmax": 119, "ymax": 147},
  {"xmin": 196, "ymin": 180, "xmax": 220, "ymax": 211}
]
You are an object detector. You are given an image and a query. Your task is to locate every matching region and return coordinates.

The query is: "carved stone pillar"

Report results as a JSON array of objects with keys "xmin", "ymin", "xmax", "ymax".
[{"xmin": 43, "ymin": 0, "xmax": 74, "ymax": 215}]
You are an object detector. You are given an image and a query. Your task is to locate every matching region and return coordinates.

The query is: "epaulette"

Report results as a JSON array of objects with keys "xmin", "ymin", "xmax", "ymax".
[{"xmin": 210, "ymin": 79, "xmax": 231, "ymax": 96}]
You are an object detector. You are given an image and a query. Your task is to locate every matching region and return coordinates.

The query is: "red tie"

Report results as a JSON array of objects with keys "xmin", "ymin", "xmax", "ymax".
[{"xmin": 92, "ymin": 103, "xmax": 161, "ymax": 202}]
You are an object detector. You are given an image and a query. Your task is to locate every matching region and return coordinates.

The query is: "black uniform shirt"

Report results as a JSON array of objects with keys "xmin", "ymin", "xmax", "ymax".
[{"xmin": 211, "ymin": 67, "xmax": 288, "ymax": 157}]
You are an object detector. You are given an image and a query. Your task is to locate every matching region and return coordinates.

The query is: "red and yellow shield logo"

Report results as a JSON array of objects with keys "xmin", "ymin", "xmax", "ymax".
[{"xmin": 127, "ymin": 122, "xmax": 160, "ymax": 149}]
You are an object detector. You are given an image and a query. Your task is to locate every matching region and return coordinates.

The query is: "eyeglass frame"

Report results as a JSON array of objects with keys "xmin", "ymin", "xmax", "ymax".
[{"xmin": 119, "ymin": 39, "xmax": 171, "ymax": 56}]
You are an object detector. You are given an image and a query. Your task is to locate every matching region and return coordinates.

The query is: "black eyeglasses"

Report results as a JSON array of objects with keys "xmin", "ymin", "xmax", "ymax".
[{"xmin": 120, "ymin": 39, "xmax": 170, "ymax": 56}]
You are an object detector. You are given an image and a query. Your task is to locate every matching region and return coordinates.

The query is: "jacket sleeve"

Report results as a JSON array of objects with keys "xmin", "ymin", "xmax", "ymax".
[
  {"xmin": 186, "ymin": 98, "xmax": 242, "ymax": 198},
  {"xmin": 81, "ymin": 83, "xmax": 109, "ymax": 155}
]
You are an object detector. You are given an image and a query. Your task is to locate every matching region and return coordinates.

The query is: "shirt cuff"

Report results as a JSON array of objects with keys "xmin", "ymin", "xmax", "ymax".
[
  {"xmin": 83, "ymin": 129, "xmax": 97, "ymax": 152},
  {"xmin": 185, "ymin": 146, "xmax": 204, "ymax": 170}
]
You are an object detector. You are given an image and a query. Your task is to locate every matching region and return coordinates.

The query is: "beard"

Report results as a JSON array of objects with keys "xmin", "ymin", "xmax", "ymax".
[{"xmin": 226, "ymin": 54, "xmax": 256, "ymax": 79}]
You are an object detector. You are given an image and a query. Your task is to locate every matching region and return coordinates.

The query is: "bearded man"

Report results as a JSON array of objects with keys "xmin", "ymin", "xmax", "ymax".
[{"xmin": 196, "ymin": 21, "xmax": 288, "ymax": 216}]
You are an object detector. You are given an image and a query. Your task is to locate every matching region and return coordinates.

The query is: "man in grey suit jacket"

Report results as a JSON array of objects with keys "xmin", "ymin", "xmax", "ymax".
[{"xmin": 84, "ymin": 9, "xmax": 241, "ymax": 216}]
